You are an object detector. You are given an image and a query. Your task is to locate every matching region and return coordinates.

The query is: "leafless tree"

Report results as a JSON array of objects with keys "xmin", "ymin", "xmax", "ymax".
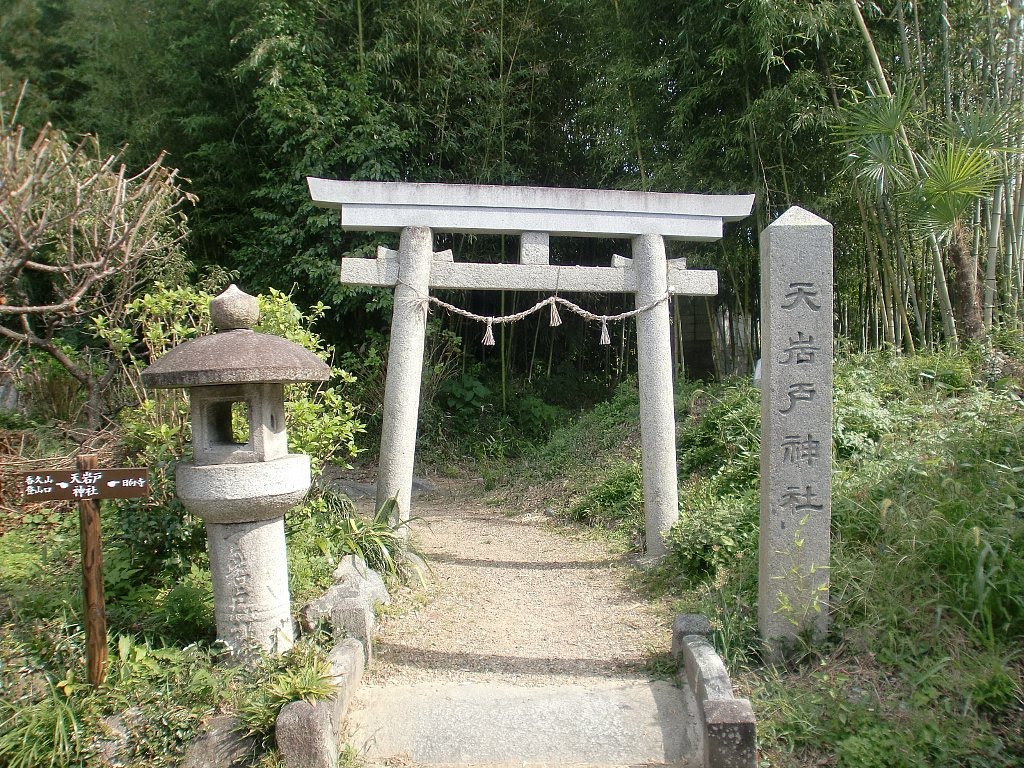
[{"xmin": 1, "ymin": 109, "xmax": 195, "ymax": 429}]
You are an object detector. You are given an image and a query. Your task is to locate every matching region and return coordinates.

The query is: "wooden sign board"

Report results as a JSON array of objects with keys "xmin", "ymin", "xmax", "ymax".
[{"xmin": 22, "ymin": 468, "xmax": 150, "ymax": 501}]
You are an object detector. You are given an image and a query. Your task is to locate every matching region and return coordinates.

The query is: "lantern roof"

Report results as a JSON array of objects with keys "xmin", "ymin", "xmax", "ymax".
[{"xmin": 141, "ymin": 285, "xmax": 331, "ymax": 389}]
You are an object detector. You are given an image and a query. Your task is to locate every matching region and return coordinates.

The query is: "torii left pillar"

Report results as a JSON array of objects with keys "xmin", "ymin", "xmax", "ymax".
[
  {"xmin": 634, "ymin": 234, "xmax": 677, "ymax": 557},
  {"xmin": 376, "ymin": 226, "xmax": 433, "ymax": 523}
]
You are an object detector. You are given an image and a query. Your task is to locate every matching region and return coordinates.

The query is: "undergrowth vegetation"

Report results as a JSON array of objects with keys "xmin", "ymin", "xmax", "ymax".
[
  {"xmin": 515, "ymin": 346, "xmax": 1024, "ymax": 767},
  {"xmin": 0, "ymin": 285, "xmax": 409, "ymax": 766}
]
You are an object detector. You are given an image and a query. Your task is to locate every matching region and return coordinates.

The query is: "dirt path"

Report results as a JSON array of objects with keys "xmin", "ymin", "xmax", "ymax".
[{"xmin": 363, "ymin": 478, "xmax": 671, "ymax": 687}]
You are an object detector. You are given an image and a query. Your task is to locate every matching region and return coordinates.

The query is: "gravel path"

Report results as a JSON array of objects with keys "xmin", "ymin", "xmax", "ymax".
[{"xmin": 362, "ymin": 479, "xmax": 671, "ymax": 688}]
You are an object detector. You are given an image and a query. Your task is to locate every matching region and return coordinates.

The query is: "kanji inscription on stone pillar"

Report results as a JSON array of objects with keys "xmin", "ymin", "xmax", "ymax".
[{"xmin": 758, "ymin": 206, "xmax": 833, "ymax": 653}]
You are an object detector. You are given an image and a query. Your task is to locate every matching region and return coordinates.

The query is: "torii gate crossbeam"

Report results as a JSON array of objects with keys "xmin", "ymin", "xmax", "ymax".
[{"xmin": 308, "ymin": 178, "xmax": 753, "ymax": 557}]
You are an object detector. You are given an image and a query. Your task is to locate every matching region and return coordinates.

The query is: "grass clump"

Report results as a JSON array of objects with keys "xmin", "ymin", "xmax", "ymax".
[{"xmin": 235, "ymin": 641, "xmax": 337, "ymax": 750}]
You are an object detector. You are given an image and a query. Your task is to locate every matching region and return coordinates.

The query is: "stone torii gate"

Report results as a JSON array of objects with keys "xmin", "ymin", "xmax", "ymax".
[{"xmin": 308, "ymin": 179, "xmax": 753, "ymax": 556}]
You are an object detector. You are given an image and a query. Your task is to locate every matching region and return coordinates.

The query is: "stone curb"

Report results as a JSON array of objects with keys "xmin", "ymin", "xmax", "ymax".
[
  {"xmin": 276, "ymin": 638, "xmax": 366, "ymax": 768},
  {"xmin": 277, "ymin": 555, "xmax": 390, "ymax": 768},
  {"xmin": 671, "ymin": 614, "xmax": 757, "ymax": 768}
]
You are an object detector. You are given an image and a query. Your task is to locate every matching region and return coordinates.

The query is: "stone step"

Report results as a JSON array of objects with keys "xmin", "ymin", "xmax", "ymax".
[{"xmin": 345, "ymin": 679, "xmax": 702, "ymax": 767}]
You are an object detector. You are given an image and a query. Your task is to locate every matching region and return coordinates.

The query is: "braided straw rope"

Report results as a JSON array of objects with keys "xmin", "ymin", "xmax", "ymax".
[{"xmin": 398, "ymin": 282, "xmax": 677, "ymax": 345}]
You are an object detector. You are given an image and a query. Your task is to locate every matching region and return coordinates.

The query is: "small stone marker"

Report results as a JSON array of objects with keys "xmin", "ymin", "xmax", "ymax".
[
  {"xmin": 22, "ymin": 467, "xmax": 149, "ymax": 501},
  {"xmin": 758, "ymin": 206, "xmax": 833, "ymax": 655}
]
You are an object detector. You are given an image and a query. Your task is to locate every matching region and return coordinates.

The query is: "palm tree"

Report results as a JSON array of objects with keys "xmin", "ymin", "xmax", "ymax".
[
  {"xmin": 836, "ymin": 89, "xmax": 1006, "ymax": 347},
  {"xmin": 912, "ymin": 140, "xmax": 1001, "ymax": 343}
]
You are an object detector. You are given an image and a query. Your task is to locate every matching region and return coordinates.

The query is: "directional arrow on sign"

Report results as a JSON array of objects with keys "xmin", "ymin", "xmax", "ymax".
[{"xmin": 22, "ymin": 468, "xmax": 150, "ymax": 501}]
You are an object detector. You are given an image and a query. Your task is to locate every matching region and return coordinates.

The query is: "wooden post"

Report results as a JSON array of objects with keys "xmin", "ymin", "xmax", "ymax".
[{"xmin": 77, "ymin": 454, "xmax": 108, "ymax": 686}]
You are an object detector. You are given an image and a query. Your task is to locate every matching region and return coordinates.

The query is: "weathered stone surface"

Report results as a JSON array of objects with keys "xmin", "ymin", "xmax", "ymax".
[
  {"xmin": 704, "ymin": 698, "xmax": 757, "ymax": 768},
  {"xmin": 330, "ymin": 552, "xmax": 364, "ymax": 582},
  {"xmin": 759, "ymin": 206, "xmax": 833, "ymax": 655},
  {"xmin": 188, "ymin": 383, "xmax": 289, "ymax": 466},
  {"xmin": 634, "ymin": 234, "xmax": 678, "ymax": 557},
  {"xmin": 338, "ymin": 250, "xmax": 719, "ymax": 295},
  {"xmin": 328, "ymin": 638, "xmax": 366, "ymax": 695},
  {"xmin": 333, "ymin": 600, "xmax": 375, "ymax": 663},
  {"xmin": 176, "ymin": 454, "xmax": 310, "ymax": 524},
  {"xmin": 276, "ymin": 699, "xmax": 337, "ymax": 768},
  {"xmin": 400, "ymin": 550, "xmax": 429, "ymax": 582},
  {"xmin": 308, "ymin": 177, "xmax": 754, "ymax": 239},
  {"xmin": 332, "ymin": 554, "xmax": 390, "ymax": 606},
  {"xmin": 300, "ymin": 557, "xmax": 389, "ymax": 661},
  {"xmin": 90, "ymin": 714, "xmax": 130, "ymax": 765},
  {"xmin": 299, "ymin": 585, "xmax": 376, "ymax": 650},
  {"xmin": 276, "ymin": 639, "xmax": 365, "ymax": 768},
  {"xmin": 141, "ymin": 329, "xmax": 331, "ymax": 388},
  {"xmin": 206, "ymin": 518, "xmax": 293, "ymax": 655},
  {"xmin": 520, "ymin": 231, "xmax": 550, "ymax": 264},
  {"xmin": 209, "ymin": 285, "xmax": 260, "ymax": 331},
  {"xmin": 676, "ymin": 633, "xmax": 758, "ymax": 768},
  {"xmin": 182, "ymin": 715, "xmax": 256, "ymax": 768},
  {"xmin": 681, "ymin": 635, "xmax": 733, "ymax": 707},
  {"xmin": 0, "ymin": 371, "xmax": 17, "ymax": 413},
  {"xmin": 345, "ymin": 680, "xmax": 700, "ymax": 766},
  {"xmin": 672, "ymin": 613, "xmax": 713, "ymax": 662},
  {"xmin": 375, "ymin": 226, "xmax": 433, "ymax": 525}
]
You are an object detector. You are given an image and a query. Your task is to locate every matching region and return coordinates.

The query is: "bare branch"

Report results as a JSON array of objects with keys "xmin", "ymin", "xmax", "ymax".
[{"xmin": 1, "ymin": 108, "xmax": 193, "ymax": 429}]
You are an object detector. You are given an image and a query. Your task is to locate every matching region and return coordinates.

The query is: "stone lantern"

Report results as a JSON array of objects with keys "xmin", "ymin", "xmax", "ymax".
[{"xmin": 141, "ymin": 285, "xmax": 330, "ymax": 656}]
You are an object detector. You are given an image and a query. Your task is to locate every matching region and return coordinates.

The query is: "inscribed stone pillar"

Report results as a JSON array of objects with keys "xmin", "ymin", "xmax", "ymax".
[
  {"xmin": 758, "ymin": 207, "xmax": 833, "ymax": 653},
  {"xmin": 376, "ymin": 226, "xmax": 433, "ymax": 527},
  {"xmin": 207, "ymin": 518, "xmax": 293, "ymax": 654},
  {"xmin": 633, "ymin": 234, "xmax": 679, "ymax": 558}
]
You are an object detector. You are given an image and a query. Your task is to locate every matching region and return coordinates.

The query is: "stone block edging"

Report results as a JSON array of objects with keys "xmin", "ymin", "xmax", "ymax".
[
  {"xmin": 671, "ymin": 614, "xmax": 757, "ymax": 768},
  {"xmin": 276, "ymin": 554, "xmax": 391, "ymax": 768},
  {"xmin": 276, "ymin": 638, "xmax": 365, "ymax": 768}
]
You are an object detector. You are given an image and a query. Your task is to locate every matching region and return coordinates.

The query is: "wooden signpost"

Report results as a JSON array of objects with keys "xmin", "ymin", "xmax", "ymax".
[{"xmin": 22, "ymin": 458, "xmax": 149, "ymax": 686}]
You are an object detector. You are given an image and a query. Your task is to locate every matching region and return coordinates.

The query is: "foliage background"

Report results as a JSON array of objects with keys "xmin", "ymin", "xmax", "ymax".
[{"xmin": 6, "ymin": 0, "xmax": 1021, "ymax": 371}]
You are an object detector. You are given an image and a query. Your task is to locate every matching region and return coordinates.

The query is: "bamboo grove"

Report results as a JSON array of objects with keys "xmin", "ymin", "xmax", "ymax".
[{"xmin": 2, "ymin": 0, "xmax": 1023, "ymax": 371}]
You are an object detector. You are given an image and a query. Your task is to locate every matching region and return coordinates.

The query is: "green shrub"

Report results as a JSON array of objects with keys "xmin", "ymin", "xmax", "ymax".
[
  {"xmin": 677, "ymin": 381, "xmax": 761, "ymax": 493},
  {"xmin": 527, "ymin": 378, "xmax": 642, "ymax": 480},
  {"xmin": 287, "ymin": 487, "xmax": 411, "ymax": 601},
  {"xmin": 508, "ymin": 393, "xmax": 568, "ymax": 442},
  {"xmin": 438, "ymin": 373, "xmax": 492, "ymax": 430},
  {"xmin": 567, "ymin": 461, "xmax": 643, "ymax": 542},
  {"xmin": 666, "ymin": 487, "xmax": 759, "ymax": 585}
]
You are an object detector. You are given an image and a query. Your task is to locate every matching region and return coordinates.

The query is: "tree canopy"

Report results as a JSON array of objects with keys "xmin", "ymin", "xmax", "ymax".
[{"xmin": 2, "ymin": 0, "xmax": 1022, "ymax": 366}]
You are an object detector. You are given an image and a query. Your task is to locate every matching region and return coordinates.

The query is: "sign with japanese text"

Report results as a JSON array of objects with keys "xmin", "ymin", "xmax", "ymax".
[
  {"xmin": 22, "ymin": 468, "xmax": 150, "ymax": 501},
  {"xmin": 758, "ymin": 206, "xmax": 833, "ymax": 651}
]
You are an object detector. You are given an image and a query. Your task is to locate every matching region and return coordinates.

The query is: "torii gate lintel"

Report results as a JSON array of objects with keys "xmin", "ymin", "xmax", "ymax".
[{"xmin": 339, "ymin": 244, "xmax": 720, "ymax": 295}]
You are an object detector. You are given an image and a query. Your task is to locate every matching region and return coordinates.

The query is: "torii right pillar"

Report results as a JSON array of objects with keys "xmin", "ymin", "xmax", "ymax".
[
  {"xmin": 758, "ymin": 207, "xmax": 833, "ymax": 659},
  {"xmin": 634, "ymin": 234, "xmax": 677, "ymax": 558}
]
